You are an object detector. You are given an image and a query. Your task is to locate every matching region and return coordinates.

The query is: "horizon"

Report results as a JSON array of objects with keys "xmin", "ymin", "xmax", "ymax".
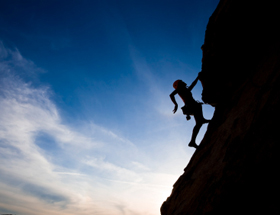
[{"xmin": 0, "ymin": 0, "xmax": 218, "ymax": 214}]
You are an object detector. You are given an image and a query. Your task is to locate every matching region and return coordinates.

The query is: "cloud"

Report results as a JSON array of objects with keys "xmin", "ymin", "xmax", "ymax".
[
  {"xmin": 0, "ymin": 42, "xmax": 45, "ymax": 79},
  {"xmin": 0, "ymin": 42, "xmax": 181, "ymax": 215}
]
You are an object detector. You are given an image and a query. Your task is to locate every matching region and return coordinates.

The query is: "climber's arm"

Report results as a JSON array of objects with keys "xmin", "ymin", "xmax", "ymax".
[
  {"xmin": 188, "ymin": 76, "xmax": 199, "ymax": 91},
  {"xmin": 170, "ymin": 90, "xmax": 178, "ymax": 114}
]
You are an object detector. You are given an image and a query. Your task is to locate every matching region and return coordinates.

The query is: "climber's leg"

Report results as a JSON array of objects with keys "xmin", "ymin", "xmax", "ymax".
[
  {"xmin": 196, "ymin": 103, "xmax": 210, "ymax": 124},
  {"xmin": 188, "ymin": 104, "xmax": 210, "ymax": 148},
  {"xmin": 188, "ymin": 123, "xmax": 203, "ymax": 148}
]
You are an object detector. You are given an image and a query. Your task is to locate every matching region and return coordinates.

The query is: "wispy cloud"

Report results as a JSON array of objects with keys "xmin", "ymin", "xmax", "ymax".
[{"xmin": 0, "ymin": 42, "xmax": 181, "ymax": 215}]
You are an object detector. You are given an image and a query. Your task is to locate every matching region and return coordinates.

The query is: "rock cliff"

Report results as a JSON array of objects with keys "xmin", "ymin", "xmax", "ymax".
[{"xmin": 161, "ymin": 0, "xmax": 280, "ymax": 214}]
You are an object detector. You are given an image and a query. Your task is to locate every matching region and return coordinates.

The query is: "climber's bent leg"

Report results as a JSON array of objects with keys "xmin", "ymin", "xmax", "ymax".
[{"xmin": 196, "ymin": 104, "xmax": 211, "ymax": 124}]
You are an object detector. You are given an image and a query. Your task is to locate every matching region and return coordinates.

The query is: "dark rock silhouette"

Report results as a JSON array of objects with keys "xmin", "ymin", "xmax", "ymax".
[{"xmin": 161, "ymin": 0, "xmax": 280, "ymax": 214}]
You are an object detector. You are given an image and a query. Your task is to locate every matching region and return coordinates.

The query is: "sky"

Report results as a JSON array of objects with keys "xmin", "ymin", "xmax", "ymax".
[{"xmin": 0, "ymin": 0, "xmax": 219, "ymax": 214}]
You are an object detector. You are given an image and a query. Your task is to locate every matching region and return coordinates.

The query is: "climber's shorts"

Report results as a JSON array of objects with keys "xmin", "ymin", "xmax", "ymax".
[{"xmin": 181, "ymin": 102, "xmax": 202, "ymax": 116}]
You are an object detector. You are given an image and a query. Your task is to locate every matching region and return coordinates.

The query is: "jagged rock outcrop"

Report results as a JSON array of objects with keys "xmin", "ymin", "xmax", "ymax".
[{"xmin": 161, "ymin": 0, "xmax": 280, "ymax": 214}]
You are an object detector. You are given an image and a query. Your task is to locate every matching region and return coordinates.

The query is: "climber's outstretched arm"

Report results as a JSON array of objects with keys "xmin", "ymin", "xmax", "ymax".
[
  {"xmin": 188, "ymin": 76, "xmax": 199, "ymax": 91},
  {"xmin": 170, "ymin": 90, "xmax": 178, "ymax": 113}
]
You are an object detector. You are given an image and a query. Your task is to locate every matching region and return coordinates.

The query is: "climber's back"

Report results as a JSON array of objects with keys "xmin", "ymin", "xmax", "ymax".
[{"xmin": 173, "ymin": 80, "xmax": 196, "ymax": 105}]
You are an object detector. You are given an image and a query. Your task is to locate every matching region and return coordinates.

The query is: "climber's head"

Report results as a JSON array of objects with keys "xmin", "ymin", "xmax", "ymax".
[{"xmin": 173, "ymin": 80, "xmax": 187, "ymax": 89}]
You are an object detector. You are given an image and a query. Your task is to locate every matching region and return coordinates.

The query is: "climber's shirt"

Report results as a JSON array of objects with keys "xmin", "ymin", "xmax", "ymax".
[
  {"xmin": 175, "ymin": 87, "xmax": 197, "ymax": 106},
  {"xmin": 175, "ymin": 87, "xmax": 200, "ymax": 116}
]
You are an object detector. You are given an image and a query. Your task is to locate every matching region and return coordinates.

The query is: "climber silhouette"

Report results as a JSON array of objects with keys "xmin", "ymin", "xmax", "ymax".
[{"xmin": 170, "ymin": 73, "xmax": 210, "ymax": 148}]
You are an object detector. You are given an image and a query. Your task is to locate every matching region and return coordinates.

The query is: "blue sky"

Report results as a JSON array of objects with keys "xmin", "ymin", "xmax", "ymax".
[{"xmin": 0, "ymin": 0, "xmax": 218, "ymax": 214}]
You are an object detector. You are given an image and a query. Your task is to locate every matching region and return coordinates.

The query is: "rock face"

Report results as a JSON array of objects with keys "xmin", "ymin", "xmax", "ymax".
[{"xmin": 161, "ymin": 0, "xmax": 280, "ymax": 214}]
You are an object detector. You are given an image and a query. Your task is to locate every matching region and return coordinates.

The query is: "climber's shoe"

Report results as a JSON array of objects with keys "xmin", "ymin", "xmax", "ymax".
[{"xmin": 188, "ymin": 141, "xmax": 198, "ymax": 149}]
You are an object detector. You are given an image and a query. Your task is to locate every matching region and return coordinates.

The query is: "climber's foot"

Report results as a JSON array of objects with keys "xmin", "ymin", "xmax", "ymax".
[{"xmin": 188, "ymin": 141, "xmax": 198, "ymax": 149}]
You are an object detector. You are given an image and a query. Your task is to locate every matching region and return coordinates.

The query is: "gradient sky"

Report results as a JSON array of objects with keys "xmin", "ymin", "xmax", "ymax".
[{"xmin": 0, "ymin": 0, "xmax": 219, "ymax": 214}]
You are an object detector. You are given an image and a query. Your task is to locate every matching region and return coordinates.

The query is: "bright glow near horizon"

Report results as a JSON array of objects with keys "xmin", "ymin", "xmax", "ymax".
[{"xmin": 0, "ymin": 1, "xmax": 218, "ymax": 214}]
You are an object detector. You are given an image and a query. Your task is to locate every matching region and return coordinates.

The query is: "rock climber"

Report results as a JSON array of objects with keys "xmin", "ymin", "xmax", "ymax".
[{"xmin": 170, "ymin": 73, "xmax": 210, "ymax": 148}]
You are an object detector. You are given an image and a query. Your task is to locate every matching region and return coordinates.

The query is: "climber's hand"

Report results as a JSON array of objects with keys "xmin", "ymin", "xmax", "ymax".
[{"xmin": 173, "ymin": 105, "xmax": 178, "ymax": 114}]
